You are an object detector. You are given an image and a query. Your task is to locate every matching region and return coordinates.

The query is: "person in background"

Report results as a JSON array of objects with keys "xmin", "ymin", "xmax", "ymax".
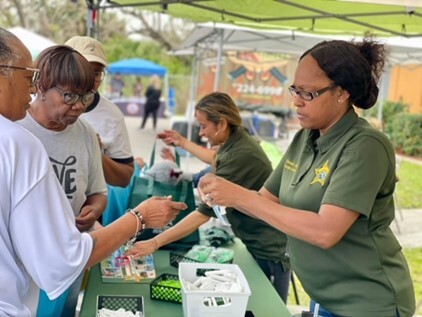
[
  {"xmin": 127, "ymin": 92, "xmax": 291, "ymax": 303},
  {"xmin": 140, "ymin": 74, "xmax": 162, "ymax": 130},
  {"xmin": 0, "ymin": 27, "xmax": 186, "ymax": 317},
  {"xmin": 65, "ymin": 36, "xmax": 135, "ymax": 188},
  {"xmin": 109, "ymin": 73, "xmax": 124, "ymax": 97},
  {"xmin": 133, "ymin": 76, "xmax": 143, "ymax": 97},
  {"xmin": 199, "ymin": 40, "xmax": 415, "ymax": 317}
]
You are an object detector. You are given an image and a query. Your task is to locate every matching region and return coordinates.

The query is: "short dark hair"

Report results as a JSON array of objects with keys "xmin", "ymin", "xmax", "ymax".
[
  {"xmin": 0, "ymin": 28, "xmax": 18, "ymax": 77},
  {"xmin": 35, "ymin": 45, "xmax": 95, "ymax": 94},
  {"xmin": 301, "ymin": 39, "xmax": 386, "ymax": 110}
]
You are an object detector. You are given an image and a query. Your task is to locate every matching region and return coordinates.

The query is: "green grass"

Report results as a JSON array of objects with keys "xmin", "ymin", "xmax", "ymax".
[
  {"xmin": 403, "ymin": 248, "xmax": 422, "ymax": 315},
  {"xmin": 396, "ymin": 160, "xmax": 422, "ymax": 209}
]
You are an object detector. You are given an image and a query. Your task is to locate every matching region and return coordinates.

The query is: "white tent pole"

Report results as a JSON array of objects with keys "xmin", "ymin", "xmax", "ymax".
[
  {"xmin": 164, "ymin": 72, "xmax": 169, "ymax": 115},
  {"xmin": 213, "ymin": 29, "xmax": 224, "ymax": 91},
  {"xmin": 87, "ymin": 7, "xmax": 94, "ymax": 37},
  {"xmin": 377, "ymin": 67, "xmax": 391, "ymax": 128},
  {"xmin": 186, "ymin": 47, "xmax": 199, "ymax": 158}
]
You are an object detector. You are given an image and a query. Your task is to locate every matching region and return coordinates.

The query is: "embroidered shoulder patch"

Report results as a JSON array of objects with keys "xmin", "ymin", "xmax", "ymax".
[{"xmin": 311, "ymin": 160, "xmax": 330, "ymax": 186}]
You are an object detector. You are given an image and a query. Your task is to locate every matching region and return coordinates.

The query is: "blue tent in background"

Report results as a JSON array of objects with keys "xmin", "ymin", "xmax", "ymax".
[{"xmin": 107, "ymin": 58, "xmax": 167, "ymax": 77}]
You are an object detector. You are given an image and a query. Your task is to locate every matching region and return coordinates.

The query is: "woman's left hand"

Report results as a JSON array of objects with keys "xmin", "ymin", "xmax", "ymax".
[
  {"xmin": 124, "ymin": 238, "xmax": 159, "ymax": 259},
  {"xmin": 198, "ymin": 173, "xmax": 238, "ymax": 207}
]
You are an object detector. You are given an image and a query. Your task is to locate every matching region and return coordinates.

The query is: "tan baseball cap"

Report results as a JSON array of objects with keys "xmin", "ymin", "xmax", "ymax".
[{"xmin": 65, "ymin": 36, "xmax": 107, "ymax": 66}]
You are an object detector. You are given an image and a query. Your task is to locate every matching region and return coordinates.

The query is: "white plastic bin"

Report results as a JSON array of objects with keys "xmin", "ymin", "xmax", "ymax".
[{"xmin": 179, "ymin": 263, "xmax": 251, "ymax": 317}]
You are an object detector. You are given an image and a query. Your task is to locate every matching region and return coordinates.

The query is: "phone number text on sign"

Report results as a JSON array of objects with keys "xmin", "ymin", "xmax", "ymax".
[{"xmin": 233, "ymin": 83, "xmax": 284, "ymax": 96}]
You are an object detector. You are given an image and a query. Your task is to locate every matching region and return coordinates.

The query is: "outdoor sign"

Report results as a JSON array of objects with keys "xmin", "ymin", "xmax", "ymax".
[{"xmin": 197, "ymin": 51, "xmax": 292, "ymax": 108}]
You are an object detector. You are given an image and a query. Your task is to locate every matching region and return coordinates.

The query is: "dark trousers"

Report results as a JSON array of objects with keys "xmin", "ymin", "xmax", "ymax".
[
  {"xmin": 254, "ymin": 257, "xmax": 291, "ymax": 303},
  {"xmin": 141, "ymin": 105, "xmax": 158, "ymax": 129},
  {"xmin": 310, "ymin": 300, "xmax": 401, "ymax": 317}
]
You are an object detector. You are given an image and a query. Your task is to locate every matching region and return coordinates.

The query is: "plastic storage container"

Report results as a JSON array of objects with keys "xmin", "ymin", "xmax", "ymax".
[
  {"xmin": 96, "ymin": 295, "xmax": 144, "ymax": 315},
  {"xmin": 179, "ymin": 263, "xmax": 251, "ymax": 317},
  {"xmin": 150, "ymin": 273, "xmax": 182, "ymax": 304}
]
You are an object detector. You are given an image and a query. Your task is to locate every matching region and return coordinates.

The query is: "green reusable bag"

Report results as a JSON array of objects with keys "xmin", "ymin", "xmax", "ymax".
[{"xmin": 127, "ymin": 144, "xmax": 199, "ymax": 249}]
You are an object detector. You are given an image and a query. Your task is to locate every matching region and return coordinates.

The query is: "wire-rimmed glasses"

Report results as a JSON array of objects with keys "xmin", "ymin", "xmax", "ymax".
[
  {"xmin": 288, "ymin": 84, "xmax": 336, "ymax": 101},
  {"xmin": 94, "ymin": 70, "xmax": 105, "ymax": 82},
  {"xmin": 52, "ymin": 86, "xmax": 95, "ymax": 107},
  {"xmin": 0, "ymin": 65, "xmax": 40, "ymax": 87}
]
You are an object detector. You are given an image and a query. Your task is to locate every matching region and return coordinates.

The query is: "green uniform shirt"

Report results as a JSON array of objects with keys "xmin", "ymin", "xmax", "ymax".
[
  {"xmin": 198, "ymin": 127, "xmax": 289, "ymax": 268},
  {"xmin": 265, "ymin": 109, "xmax": 415, "ymax": 317}
]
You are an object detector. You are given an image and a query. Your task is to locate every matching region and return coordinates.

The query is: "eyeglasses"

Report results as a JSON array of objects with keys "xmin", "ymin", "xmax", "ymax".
[
  {"xmin": 0, "ymin": 65, "xmax": 40, "ymax": 87},
  {"xmin": 94, "ymin": 70, "xmax": 105, "ymax": 82},
  {"xmin": 52, "ymin": 87, "xmax": 95, "ymax": 107},
  {"xmin": 288, "ymin": 84, "xmax": 336, "ymax": 101}
]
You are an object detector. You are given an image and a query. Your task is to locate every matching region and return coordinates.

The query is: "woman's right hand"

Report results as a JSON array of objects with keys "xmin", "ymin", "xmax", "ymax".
[
  {"xmin": 157, "ymin": 130, "xmax": 185, "ymax": 147},
  {"xmin": 135, "ymin": 196, "xmax": 187, "ymax": 229},
  {"xmin": 125, "ymin": 238, "xmax": 159, "ymax": 259}
]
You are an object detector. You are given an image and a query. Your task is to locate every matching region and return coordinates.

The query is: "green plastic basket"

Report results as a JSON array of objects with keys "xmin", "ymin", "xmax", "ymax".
[
  {"xmin": 96, "ymin": 295, "xmax": 143, "ymax": 314},
  {"xmin": 150, "ymin": 274, "xmax": 182, "ymax": 304}
]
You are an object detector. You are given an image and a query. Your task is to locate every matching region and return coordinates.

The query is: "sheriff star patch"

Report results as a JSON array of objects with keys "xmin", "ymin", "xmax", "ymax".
[{"xmin": 311, "ymin": 160, "xmax": 330, "ymax": 186}]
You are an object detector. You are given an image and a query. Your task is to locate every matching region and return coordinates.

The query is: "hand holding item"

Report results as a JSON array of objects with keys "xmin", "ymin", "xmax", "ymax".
[
  {"xmin": 124, "ymin": 237, "xmax": 160, "ymax": 259},
  {"xmin": 157, "ymin": 129, "xmax": 185, "ymax": 147},
  {"xmin": 135, "ymin": 196, "xmax": 187, "ymax": 229},
  {"xmin": 198, "ymin": 173, "xmax": 239, "ymax": 208}
]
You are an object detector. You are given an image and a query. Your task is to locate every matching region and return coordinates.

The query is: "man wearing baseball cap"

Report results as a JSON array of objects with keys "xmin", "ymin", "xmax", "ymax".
[{"xmin": 65, "ymin": 36, "xmax": 135, "ymax": 188}]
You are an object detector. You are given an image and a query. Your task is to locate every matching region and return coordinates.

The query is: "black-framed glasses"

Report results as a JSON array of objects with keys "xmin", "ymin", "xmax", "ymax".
[
  {"xmin": 0, "ymin": 65, "xmax": 40, "ymax": 87},
  {"xmin": 94, "ymin": 70, "xmax": 105, "ymax": 82},
  {"xmin": 288, "ymin": 84, "xmax": 337, "ymax": 101},
  {"xmin": 52, "ymin": 87, "xmax": 95, "ymax": 107}
]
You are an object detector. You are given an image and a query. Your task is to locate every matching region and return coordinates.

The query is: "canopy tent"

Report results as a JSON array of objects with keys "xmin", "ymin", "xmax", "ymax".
[
  {"xmin": 107, "ymin": 58, "xmax": 167, "ymax": 76},
  {"xmin": 171, "ymin": 22, "xmax": 422, "ymax": 103},
  {"xmin": 8, "ymin": 27, "xmax": 55, "ymax": 59},
  {"xmin": 91, "ymin": 0, "xmax": 422, "ymax": 38},
  {"xmin": 88, "ymin": 0, "xmax": 422, "ymax": 137},
  {"xmin": 170, "ymin": 21, "xmax": 422, "ymax": 139},
  {"xmin": 173, "ymin": 22, "xmax": 422, "ymax": 66}
]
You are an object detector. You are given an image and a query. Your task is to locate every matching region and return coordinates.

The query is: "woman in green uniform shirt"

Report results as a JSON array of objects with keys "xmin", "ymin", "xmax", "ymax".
[
  {"xmin": 126, "ymin": 92, "xmax": 291, "ymax": 303},
  {"xmin": 199, "ymin": 40, "xmax": 415, "ymax": 317}
]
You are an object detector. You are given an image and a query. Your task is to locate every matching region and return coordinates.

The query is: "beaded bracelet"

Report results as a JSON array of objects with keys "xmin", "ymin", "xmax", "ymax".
[
  {"xmin": 125, "ymin": 208, "xmax": 146, "ymax": 249},
  {"xmin": 127, "ymin": 208, "xmax": 146, "ymax": 231}
]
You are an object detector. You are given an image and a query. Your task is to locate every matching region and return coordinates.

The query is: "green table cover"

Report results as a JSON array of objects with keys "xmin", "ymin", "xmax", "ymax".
[{"xmin": 79, "ymin": 239, "xmax": 292, "ymax": 317}]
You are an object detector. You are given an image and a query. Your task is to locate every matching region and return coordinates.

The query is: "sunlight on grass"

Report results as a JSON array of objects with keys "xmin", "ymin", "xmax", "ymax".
[
  {"xmin": 403, "ymin": 248, "xmax": 422, "ymax": 316},
  {"xmin": 396, "ymin": 160, "xmax": 422, "ymax": 209},
  {"xmin": 287, "ymin": 274, "xmax": 310, "ymax": 308}
]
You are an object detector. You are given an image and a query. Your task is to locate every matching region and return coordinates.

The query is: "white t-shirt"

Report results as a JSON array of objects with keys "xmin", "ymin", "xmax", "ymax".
[
  {"xmin": 0, "ymin": 115, "xmax": 93, "ymax": 316},
  {"xmin": 81, "ymin": 95, "xmax": 133, "ymax": 162},
  {"xmin": 17, "ymin": 113, "xmax": 107, "ymax": 217}
]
